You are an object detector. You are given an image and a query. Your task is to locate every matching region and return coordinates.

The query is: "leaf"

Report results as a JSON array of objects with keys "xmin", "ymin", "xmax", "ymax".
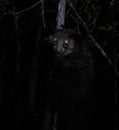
[
  {"xmin": 0, "ymin": 0, "xmax": 9, "ymax": 5},
  {"xmin": 108, "ymin": 26, "xmax": 115, "ymax": 31},
  {"xmin": 87, "ymin": 12, "xmax": 92, "ymax": 23},
  {"xmin": 114, "ymin": 34, "xmax": 119, "ymax": 38},
  {"xmin": 91, "ymin": 4, "xmax": 96, "ymax": 11},
  {"xmin": 98, "ymin": 26, "xmax": 107, "ymax": 31}
]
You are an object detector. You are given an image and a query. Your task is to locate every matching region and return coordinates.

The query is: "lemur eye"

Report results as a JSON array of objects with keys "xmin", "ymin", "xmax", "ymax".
[
  {"xmin": 63, "ymin": 40, "xmax": 69, "ymax": 49},
  {"xmin": 51, "ymin": 41, "xmax": 57, "ymax": 46}
]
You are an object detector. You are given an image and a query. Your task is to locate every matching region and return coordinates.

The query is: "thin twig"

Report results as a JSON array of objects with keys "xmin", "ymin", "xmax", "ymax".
[
  {"xmin": 41, "ymin": 0, "xmax": 46, "ymax": 28},
  {"xmin": 0, "ymin": 0, "xmax": 42, "ymax": 18},
  {"xmin": 15, "ymin": 0, "xmax": 42, "ymax": 16}
]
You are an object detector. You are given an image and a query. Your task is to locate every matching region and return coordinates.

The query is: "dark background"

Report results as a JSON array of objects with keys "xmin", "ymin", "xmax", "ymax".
[{"xmin": 0, "ymin": 0, "xmax": 119, "ymax": 130}]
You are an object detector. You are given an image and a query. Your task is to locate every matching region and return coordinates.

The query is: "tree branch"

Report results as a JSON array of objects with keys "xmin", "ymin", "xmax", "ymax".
[
  {"xmin": 14, "ymin": 0, "xmax": 42, "ymax": 16},
  {"xmin": 41, "ymin": 0, "xmax": 46, "ymax": 28},
  {"xmin": 0, "ymin": 0, "xmax": 42, "ymax": 18}
]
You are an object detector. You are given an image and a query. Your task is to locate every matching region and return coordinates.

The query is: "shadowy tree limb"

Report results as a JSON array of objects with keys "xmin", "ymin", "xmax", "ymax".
[
  {"xmin": 0, "ymin": 0, "xmax": 42, "ymax": 18},
  {"xmin": 41, "ymin": 0, "xmax": 46, "ymax": 28},
  {"xmin": 14, "ymin": 0, "xmax": 42, "ymax": 16}
]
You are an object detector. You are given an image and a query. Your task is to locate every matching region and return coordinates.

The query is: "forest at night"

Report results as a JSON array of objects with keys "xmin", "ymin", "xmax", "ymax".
[{"xmin": 0, "ymin": 0, "xmax": 119, "ymax": 130}]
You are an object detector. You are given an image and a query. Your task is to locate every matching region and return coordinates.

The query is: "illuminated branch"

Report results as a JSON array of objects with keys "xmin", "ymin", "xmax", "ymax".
[{"xmin": 56, "ymin": 0, "xmax": 67, "ymax": 29}]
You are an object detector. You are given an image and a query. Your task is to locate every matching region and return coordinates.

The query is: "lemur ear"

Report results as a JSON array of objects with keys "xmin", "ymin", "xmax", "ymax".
[
  {"xmin": 48, "ymin": 35, "xmax": 54, "ymax": 43},
  {"xmin": 69, "ymin": 33, "xmax": 82, "ymax": 44},
  {"xmin": 45, "ymin": 35, "xmax": 54, "ymax": 44}
]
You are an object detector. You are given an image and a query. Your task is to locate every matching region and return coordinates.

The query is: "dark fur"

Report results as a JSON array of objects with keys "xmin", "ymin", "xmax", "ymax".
[{"xmin": 42, "ymin": 32, "xmax": 94, "ymax": 130}]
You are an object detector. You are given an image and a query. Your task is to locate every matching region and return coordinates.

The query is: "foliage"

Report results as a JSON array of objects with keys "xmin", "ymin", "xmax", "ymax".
[{"xmin": 0, "ymin": 0, "xmax": 9, "ymax": 6}]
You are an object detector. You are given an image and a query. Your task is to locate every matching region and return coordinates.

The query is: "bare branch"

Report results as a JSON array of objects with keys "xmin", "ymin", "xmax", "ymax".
[
  {"xmin": 0, "ymin": 0, "xmax": 42, "ymax": 18},
  {"xmin": 15, "ymin": 0, "xmax": 42, "ymax": 16},
  {"xmin": 41, "ymin": 0, "xmax": 46, "ymax": 28},
  {"xmin": 12, "ymin": 2, "xmax": 21, "ymax": 73}
]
